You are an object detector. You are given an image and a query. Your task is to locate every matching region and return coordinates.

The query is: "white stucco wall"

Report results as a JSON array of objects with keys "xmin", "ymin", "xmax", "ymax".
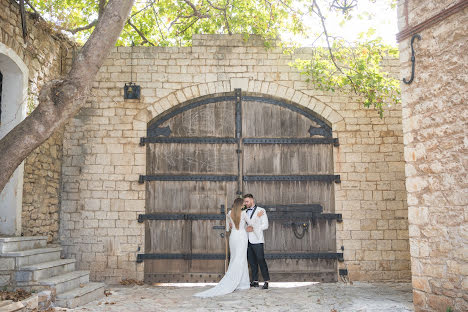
[{"xmin": 0, "ymin": 42, "xmax": 29, "ymax": 236}]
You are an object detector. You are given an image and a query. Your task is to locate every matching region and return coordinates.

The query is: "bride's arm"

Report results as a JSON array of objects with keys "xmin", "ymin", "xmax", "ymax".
[
  {"xmin": 242, "ymin": 211, "xmax": 262, "ymax": 239},
  {"xmin": 225, "ymin": 211, "xmax": 232, "ymax": 232}
]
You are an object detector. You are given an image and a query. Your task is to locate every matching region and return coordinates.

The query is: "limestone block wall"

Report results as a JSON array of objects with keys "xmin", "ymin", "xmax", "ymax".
[
  {"xmin": 0, "ymin": 0, "xmax": 73, "ymax": 242},
  {"xmin": 22, "ymin": 129, "xmax": 64, "ymax": 242},
  {"xmin": 60, "ymin": 34, "xmax": 410, "ymax": 283},
  {"xmin": 397, "ymin": 1, "xmax": 467, "ymax": 311}
]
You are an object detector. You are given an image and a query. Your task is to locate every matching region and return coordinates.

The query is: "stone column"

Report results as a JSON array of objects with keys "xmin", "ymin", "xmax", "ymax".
[{"xmin": 397, "ymin": 1, "xmax": 467, "ymax": 311}]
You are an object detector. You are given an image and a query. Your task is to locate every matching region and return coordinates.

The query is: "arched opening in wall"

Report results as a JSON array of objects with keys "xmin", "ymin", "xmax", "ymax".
[
  {"xmin": 138, "ymin": 90, "xmax": 342, "ymax": 283},
  {"xmin": 0, "ymin": 44, "xmax": 28, "ymax": 236}
]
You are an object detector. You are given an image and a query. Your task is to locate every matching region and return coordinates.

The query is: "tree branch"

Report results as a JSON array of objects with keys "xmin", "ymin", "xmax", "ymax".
[
  {"xmin": 128, "ymin": 19, "xmax": 155, "ymax": 45},
  {"xmin": 151, "ymin": 3, "xmax": 166, "ymax": 41},
  {"xmin": 98, "ymin": 0, "xmax": 107, "ymax": 17},
  {"xmin": 66, "ymin": 20, "xmax": 98, "ymax": 34},
  {"xmin": 0, "ymin": 0, "xmax": 135, "ymax": 193},
  {"xmin": 131, "ymin": 0, "xmax": 154, "ymax": 18},
  {"xmin": 183, "ymin": 0, "xmax": 210, "ymax": 18},
  {"xmin": 312, "ymin": 0, "xmax": 358, "ymax": 93},
  {"xmin": 65, "ymin": 0, "xmax": 106, "ymax": 34},
  {"xmin": 206, "ymin": 0, "xmax": 231, "ymax": 35},
  {"xmin": 23, "ymin": 0, "xmax": 39, "ymax": 15},
  {"xmin": 175, "ymin": 17, "xmax": 199, "ymax": 36}
]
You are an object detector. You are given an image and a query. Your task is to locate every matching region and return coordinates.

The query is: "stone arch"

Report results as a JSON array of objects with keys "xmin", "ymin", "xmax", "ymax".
[
  {"xmin": 0, "ymin": 42, "xmax": 29, "ymax": 235},
  {"xmin": 133, "ymin": 80, "xmax": 344, "ymax": 131}
]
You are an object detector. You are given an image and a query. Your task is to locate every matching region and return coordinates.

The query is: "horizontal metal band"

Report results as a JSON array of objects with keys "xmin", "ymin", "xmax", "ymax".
[
  {"xmin": 243, "ymin": 175, "xmax": 341, "ymax": 183},
  {"xmin": 318, "ymin": 213, "xmax": 343, "ymax": 222},
  {"xmin": 144, "ymin": 271, "xmax": 338, "ymax": 283},
  {"xmin": 262, "ymin": 204, "xmax": 323, "ymax": 213},
  {"xmin": 137, "ymin": 252, "xmax": 343, "ymax": 263},
  {"xmin": 137, "ymin": 212, "xmax": 341, "ymax": 223},
  {"xmin": 268, "ymin": 213, "xmax": 342, "ymax": 222},
  {"xmin": 137, "ymin": 253, "xmax": 225, "ymax": 262},
  {"xmin": 138, "ymin": 213, "xmax": 224, "ymax": 222},
  {"xmin": 139, "ymin": 175, "xmax": 238, "ymax": 183},
  {"xmin": 141, "ymin": 137, "xmax": 238, "ymax": 145},
  {"xmin": 243, "ymin": 138, "xmax": 339, "ymax": 145},
  {"xmin": 266, "ymin": 252, "xmax": 343, "ymax": 260}
]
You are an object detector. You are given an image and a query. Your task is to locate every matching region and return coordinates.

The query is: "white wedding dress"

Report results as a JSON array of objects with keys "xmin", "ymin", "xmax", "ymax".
[{"xmin": 194, "ymin": 210, "xmax": 259, "ymax": 298}]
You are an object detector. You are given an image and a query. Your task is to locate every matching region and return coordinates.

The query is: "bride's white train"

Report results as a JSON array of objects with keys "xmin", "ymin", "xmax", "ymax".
[{"xmin": 194, "ymin": 200, "xmax": 261, "ymax": 298}]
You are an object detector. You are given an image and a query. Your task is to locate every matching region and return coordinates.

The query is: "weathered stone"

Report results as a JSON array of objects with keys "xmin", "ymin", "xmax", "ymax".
[{"xmin": 397, "ymin": 1, "xmax": 467, "ymax": 311}]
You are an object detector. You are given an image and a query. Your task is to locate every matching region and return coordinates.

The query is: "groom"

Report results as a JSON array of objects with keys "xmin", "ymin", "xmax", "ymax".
[{"xmin": 243, "ymin": 194, "xmax": 270, "ymax": 289}]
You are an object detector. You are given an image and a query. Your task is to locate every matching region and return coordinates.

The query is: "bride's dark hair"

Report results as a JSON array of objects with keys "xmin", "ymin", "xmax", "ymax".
[{"xmin": 231, "ymin": 198, "xmax": 244, "ymax": 230}]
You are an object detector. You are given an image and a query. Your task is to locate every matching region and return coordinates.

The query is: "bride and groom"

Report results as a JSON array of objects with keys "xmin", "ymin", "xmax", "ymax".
[{"xmin": 194, "ymin": 194, "xmax": 270, "ymax": 298}]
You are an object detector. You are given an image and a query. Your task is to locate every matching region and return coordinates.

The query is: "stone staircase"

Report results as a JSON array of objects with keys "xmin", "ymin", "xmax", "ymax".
[{"xmin": 0, "ymin": 236, "xmax": 105, "ymax": 309}]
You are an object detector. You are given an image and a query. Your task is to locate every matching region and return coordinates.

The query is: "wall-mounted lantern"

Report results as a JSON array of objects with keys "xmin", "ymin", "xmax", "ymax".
[
  {"xmin": 124, "ymin": 42, "xmax": 140, "ymax": 100},
  {"xmin": 124, "ymin": 82, "xmax": 140, "ymax": 99}
]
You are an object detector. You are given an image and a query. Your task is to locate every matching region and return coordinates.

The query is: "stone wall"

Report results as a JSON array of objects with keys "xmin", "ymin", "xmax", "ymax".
[
  {"xmin": 60, "ymin": 34, "xmax": 410, "ymax": 283},
  {"xmin": 0, "ymin": 0, "xmax": 74, "ymax": 242},
  {"xmin": 22, "ymin": 129, "xmax": 64, "ymax": 242},
  {"xmin": 397, "ymin": 1, "xmax": 467, "ymax": 311}
]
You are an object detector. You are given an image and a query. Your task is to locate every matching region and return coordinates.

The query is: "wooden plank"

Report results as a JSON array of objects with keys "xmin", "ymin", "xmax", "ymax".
[
  {"xmin": 267, "ymin": 258, "xmax": 336, "ymax": 274},
  {"xmin": 244, "ymin": 181, "xmax": 335, "ymax": 213},
  {"xmin": 243, "ymin": 144, "xmax": 333, "ymax": 175},
  {"xmin": 159, "ymin": 101, "xmax": 236, "ymax": 137},
  {"xmin": 147, "ymin": 181, "xmax": 237, "ymax": 214},
  {"xmin": 148, "ymin": 143, "xmax": 237, "ymax": 175},
  {"xmin": 191, "ymin": 220, "xmax": 225, "ymax": 254},
  {"xmin": 242, "ymin": 101, "xmax": 317, "ymax": 138}
]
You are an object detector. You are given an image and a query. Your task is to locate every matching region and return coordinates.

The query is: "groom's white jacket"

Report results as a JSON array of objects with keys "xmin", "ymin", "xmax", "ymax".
[{"xmin": 247, "ymin": 206, "xmax": 269, "ymax": 244}]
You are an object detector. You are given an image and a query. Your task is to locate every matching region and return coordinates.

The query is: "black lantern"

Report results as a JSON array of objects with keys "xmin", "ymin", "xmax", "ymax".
[
  {"xmin": 124, "ymin": 42, "xmax": 141, "ymax": 100},
  {"xmin": 124, "ymin": 82, "xmax": 140, "ymax": 99}
]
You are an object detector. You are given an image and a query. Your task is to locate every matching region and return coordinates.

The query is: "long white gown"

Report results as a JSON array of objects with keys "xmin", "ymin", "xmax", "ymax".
[{"xmin": 194, "ymin": 210, "xmax": 259, "ymax": 298}]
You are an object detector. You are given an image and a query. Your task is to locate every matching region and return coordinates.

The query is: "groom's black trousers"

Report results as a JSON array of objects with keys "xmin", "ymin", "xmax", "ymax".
[{"xmin": 247, "ymin": 242, "xmax": 270, "ymax": 282}]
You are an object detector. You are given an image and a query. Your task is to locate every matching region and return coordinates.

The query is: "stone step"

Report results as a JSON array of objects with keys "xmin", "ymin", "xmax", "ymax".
[
  {"xmin": 15, "ymin": 259, "xmax": 76, "ymax": 282},
  {"xmin": 0, "ymin": 236, "xmax": 48, "ymax": 253},
  {"xmin": 0, "ymin": 300, "xmax": 25, "ymax": 311},
  {"xmin": 39, "ymin": 270, "xmax": 90, "ymax": 295},
  {"xmin": 1, "ymin": 246, "xmax": 62, "ymax": 267},
  {"xmin": 55, "ymin": 282, "xmax": 106, "ymax": 309}
]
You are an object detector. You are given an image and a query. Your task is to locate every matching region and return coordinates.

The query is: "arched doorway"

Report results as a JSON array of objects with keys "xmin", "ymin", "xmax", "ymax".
[
  {"xmin": 0, "ymin": 43, "xmax": 28, "ymax": 236},
  {"xmin": 138, "ymin": 90, "xmax": 342, "ymax": 283}
]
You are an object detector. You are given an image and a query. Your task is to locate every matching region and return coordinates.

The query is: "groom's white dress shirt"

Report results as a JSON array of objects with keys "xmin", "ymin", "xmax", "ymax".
[{"xmin": 245, "ymin": 206, "xmax": 269, "ymax": 244}]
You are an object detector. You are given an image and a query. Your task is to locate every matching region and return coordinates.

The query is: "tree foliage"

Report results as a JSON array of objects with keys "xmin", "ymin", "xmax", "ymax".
[
  {"xmin": 29, "ymin": 0, "xmax": 304, "ymax": 46},
  {"xmin": 293, "ymin": 34, "xmax": 400, "ymax": 117},
  {"xmin": 24, "ymin": 0, "xmax": 400, "ymax": 116}
]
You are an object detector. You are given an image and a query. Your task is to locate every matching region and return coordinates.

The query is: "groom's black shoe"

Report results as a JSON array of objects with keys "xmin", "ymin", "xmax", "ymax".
[
  {"xmin": 262, "ymin": 282, "xmax": 269, "ymax": 289},
  {"xmin": 250, "ymin": 281, "xmax": 259, "ymax": 288}
]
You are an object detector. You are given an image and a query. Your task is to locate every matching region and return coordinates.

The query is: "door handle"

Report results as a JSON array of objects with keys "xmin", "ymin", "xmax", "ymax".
[{"xmin": 212, "ymin": 225, "xmax": 225, "ymax": 230}]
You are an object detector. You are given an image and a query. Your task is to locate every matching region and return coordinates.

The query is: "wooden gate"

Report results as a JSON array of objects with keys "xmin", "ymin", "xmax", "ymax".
[{"xmin": 138, "ymin": 90, "xmax": 343, "ymax": 283}]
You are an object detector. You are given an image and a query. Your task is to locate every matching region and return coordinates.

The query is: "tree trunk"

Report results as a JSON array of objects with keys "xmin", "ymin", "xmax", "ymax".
[{"xmin": 0, "ymin": 0, "xmax": 134, "ymax": 193}]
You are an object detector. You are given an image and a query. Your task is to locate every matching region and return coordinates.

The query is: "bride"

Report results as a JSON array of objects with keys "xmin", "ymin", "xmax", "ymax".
[{"xmin": 194, "ymin": 198, "xmax": 264, "ymax": 298}]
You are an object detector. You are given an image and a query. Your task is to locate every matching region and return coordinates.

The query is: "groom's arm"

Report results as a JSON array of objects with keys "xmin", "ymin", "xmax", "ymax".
[{"xmin": 260, "ymin": 209, "xmax": 269, "ymax": 231}]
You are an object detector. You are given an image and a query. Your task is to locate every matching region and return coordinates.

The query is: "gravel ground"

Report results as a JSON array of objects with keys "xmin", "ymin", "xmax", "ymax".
[{"xmin": 57, "ymin": 282, "xmax": 413, "ymax": 312}]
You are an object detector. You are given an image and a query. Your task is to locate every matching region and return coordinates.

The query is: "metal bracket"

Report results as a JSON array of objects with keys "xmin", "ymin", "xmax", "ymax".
[
  {"xmin": 403, "ymin": 34, "xmax": 421, "ymax": 85},
  {"xmin": 243, "ymin": 138, "xmax": 339, "ymax": 145},
  {"xmin": 137, "ymin": 252, "xmax": 344, "ymax": 263},
  {"xmin": 243, "ymin": 175, "xmax": 341, "ymax": 183},
  {"xmin": 138, "ymin": 213, "xmax": 225, "ymax": 223},
  {"xmin": 147, "ymin": 125, "xmax": 172, "ymax": 137},
  {"xmin": 235, "ymin": 88, "xmax": 242, "ymax": 139},
  {"xmin": 308, "ymin": 126, "xmax": 331, "ymax": 138},
  {"xmin": 140, "ymin": 137, "xmax": 238, "ymax": 145},
  {"xmin": 139, "ymin": 175, "xmax": 238, "ymax": 183}
]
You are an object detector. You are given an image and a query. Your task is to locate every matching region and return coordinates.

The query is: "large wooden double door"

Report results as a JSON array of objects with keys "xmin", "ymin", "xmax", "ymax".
[{"xmin": 138, "ymin": 90, "xmax": 342, "ymax": 283}]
